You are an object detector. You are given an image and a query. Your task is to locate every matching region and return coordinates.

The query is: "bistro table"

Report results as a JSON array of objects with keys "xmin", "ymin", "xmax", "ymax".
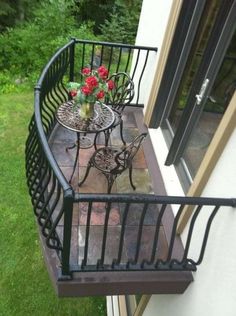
[{"xmin": 56, "ymin": 100, "xmax": 115, "ymax": 183}]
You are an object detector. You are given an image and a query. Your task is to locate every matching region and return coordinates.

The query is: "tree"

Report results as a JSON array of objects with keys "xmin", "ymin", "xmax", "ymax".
[
  {"xmin": 99, "ymin": 0, "xmax": 142, "ymax": 43},
  {"xmin": 0, "ymin": 0, "xmax": 41, "ymax": 32},
  {"xmin": 75, "ymin": 0, "xmax": 114, "ymax": 34}
]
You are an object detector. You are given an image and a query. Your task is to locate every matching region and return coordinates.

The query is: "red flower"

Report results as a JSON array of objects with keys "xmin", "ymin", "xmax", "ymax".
[
  {"xmin": 97, "ymin": 65, "xmax": 109, "ymax": 80},
  {"xmin": 85, "ymin": 76, "xmax": 98, "ymax": 89},
  {"xmin": 81, "ymin": 85, "xmax": 92, "ymax": 95},
  {"xmin": 70, "ymin": 89, "xmax": 77, "ymax": 97},
  {"xmin": 96, "ymin": 90, "xmax": 105, "ymax": 99},
  {"xmin": 81, "ymin": 67, "xmax": 91, "ymax": 75},
  {"xmin": 107, "ymin": 79, "xmax": 115, "ymax": 91}
]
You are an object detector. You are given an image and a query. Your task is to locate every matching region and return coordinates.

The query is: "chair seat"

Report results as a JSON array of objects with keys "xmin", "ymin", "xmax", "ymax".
[
  {"xmin": 93, "ymin": 147, "xmax": 121, "ymax": 172},
  {"xmin": 79, "ymin": 133, "xmax": 147, "ymax": 193}
]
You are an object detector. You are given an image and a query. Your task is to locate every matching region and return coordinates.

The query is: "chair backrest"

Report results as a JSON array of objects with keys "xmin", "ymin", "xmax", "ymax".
[
  {"xmin": 112, "ymin": 133, "xmax": 147, "ymax": 174},
  {"xmin": 106, "ymin": 72, "xmax": 135, "ymax": 113}
]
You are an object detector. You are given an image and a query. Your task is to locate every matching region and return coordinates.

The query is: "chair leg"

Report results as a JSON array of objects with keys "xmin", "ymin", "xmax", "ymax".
[
  {"xmin": 93, "ymin": 132, "xmax": 99, "ymax": 150},
  {"xmin": 129, "ymin": 165, "xmax": 136, "ymax": 190},
  {"xmin": 119, "ymin": 119, "xmax": 126, "ymax": 145},
  {"xmin": 104, "ymin": 129, "xmax": 111, "ymax": 146},
  {"xmin": 78, "ymin": 162, "xmax": 92, "ymax": 186},
  {"xmin": 106, "ymin": 174, "xmax": 116, "ymax": 194}
]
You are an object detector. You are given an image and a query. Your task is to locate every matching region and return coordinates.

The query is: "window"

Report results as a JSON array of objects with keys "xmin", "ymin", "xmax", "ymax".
[{"xmin": 149, "ymin": 0, "xmax": 236, "ymax": 190}]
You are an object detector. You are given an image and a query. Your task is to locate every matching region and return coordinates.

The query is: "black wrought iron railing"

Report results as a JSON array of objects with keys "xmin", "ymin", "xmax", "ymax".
[
  {"xmin": 25, "ymin": 38, "xmax": 236, "ymax": 279},
  {"xmin": 71, "ymin": 193, "xmax": 236, "ymax": 273}
]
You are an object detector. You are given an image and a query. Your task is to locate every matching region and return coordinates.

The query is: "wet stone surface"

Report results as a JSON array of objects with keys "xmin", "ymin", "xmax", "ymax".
[{"xmin": 49, "ymin": 108, "xmax": 167, "ymax": 266}]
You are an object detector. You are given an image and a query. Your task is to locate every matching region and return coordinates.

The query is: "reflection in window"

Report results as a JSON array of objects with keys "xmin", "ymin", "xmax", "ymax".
[{"xmin": 183, "ymin": 31, "xmax": 236, "ymax": 177}]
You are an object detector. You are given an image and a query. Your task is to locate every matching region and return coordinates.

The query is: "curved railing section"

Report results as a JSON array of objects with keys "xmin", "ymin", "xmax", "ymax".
[
  {"xmin": 25, "ymin": 39, "xmax": 236, "ymax": 279},
  {"xmin": 25, "ymin": 40, "xmax": 75, "ymax": 274}
]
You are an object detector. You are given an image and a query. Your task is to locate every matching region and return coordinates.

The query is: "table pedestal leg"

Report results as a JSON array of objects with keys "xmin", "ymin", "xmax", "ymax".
[{"xmin": 69, "ymin": 132, "xmax": 80, "ymax": 184}]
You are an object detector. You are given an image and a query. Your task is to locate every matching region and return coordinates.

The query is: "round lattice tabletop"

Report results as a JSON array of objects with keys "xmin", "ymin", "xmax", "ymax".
[{"xmin": 56, "ymin": 101, "xmax": 115, "ymax": 133}]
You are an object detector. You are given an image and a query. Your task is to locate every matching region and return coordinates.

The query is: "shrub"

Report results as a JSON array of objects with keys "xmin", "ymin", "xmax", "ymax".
[{"xmin": 0, "ymin": 0, "xmax": 97, "ymax": 91}]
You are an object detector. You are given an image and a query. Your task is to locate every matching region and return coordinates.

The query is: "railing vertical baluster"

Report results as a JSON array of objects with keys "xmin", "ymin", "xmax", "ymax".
[
  {"xmin": 113, "ymin": 203, "xmax": 130, "ymax": 267},
  {"xmin": 195, "ymin": 206, "xmax": 220, "ymax": 265},
  {"xmin": 81, "ymin": 202, "xmax": 93, "ymax": 269},
  {"xmin": 181, "ymin": 205, "xmax": 202, "ymax": 264},
  {"xmin": 61, "ymin": 188, "xmax": 74, "ymax": 276},
  {"xmin": 98, "ymin": 202, "xmax": 112, "ymax": 268},
  {"xmin": 131, "ymin": 49, "xmax": 140, "ymax": 81},
  {"xmin": 26, "ymin": 136, "xmax": 39, "ymax": 170},
  {"xmin": 81, "ymin": 43, "xmax": 86, "ymax": 78},
  {"xmin": 42, "ymin": 176, "xmax": 60, "ymax": 237},
  {"xmin": 142, "ymin": 204, "xmax": 167, "ymax": 267},
  {"xmin": 100, "ymin": 45, "xmax": 104, "ymax": 65},
  {"xmin": 31, "ymin": 159, "xmax": 49, "ymax": 204},
  {"xmin": 116, "ymin": 47, "xmax": 122, "ymax": 73},
  {"xmin": 124, "ymin": 48, "xmax": 132, "ymax": 73},
  {"xmin": 135, "ymin": 50, "xmax": 150, "ymax": 105},
  {"xmin": 133, "ymin": 203, "xmax": 148, "ymax": 264},
  {"xmin": 25, "ymin": 116, "xmax": 36, "ymax": 150},
  {"xmin": 37, "ymin": 169, "xmax": 54, "ymax": 222},
  {"xmin": 45, "ymin": 186, "xmax": 64, "ymax": 252},
  {"xmin": 27, "ymin": 149, "xmax": 44, "ymax": 189},
  {"xmin": 107, "ymin": 46, "xmax": 113, "ymax": 73},
  {"xmin": 165, "ymin": 205, "xmax": 185, "ymax": 263},
  {"xmin": 90, "ymin": 44, "xmax": 95, "ymax": 70}
]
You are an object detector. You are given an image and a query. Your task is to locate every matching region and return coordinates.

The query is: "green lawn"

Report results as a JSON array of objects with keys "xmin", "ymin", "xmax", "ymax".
[{"xmin": 0, "ymin": 91, "xmax": 106, "ymax": 316}]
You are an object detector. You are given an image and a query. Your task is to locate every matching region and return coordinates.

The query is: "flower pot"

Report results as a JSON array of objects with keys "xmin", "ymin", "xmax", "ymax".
[{"xmin": 79, "ymin": 102, "xmax": 95, "ymax": 119}]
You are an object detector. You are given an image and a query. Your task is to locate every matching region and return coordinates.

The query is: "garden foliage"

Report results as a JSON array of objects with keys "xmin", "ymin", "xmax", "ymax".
[
  {"xmin": 0, "ymin": 0, "xmax": 96, "ymax": 93},
  {"xmin": 0, "ymin": 0, "xmax": 142, "ymax": 93}
]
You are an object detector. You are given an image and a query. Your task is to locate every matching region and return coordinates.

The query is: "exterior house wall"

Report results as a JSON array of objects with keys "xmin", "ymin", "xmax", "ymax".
[
  {"xmin": 143, "ymin": 130, "xmax": 236, "ymax": 316},
  {"xmin": 135, "ymin": 0, "xmax": 236, "ymax": 315}
]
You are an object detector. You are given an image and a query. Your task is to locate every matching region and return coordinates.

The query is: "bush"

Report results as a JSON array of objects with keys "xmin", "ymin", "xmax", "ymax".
[
  {"xmin": 100, "ymin": 0, "xmax": 142, "ymax": 44},
  {"xmin": 0, "ymin": 0, "xmax": 97, "ymax": 91}
]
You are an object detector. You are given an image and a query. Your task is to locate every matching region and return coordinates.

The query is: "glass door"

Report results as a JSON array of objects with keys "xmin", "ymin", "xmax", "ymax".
[
  {"xmin": 163, "ymin": 0, "xmax": 236, "ymax": 183},
  {"xmin": 181, "ymin": 34, "xmax": 236, "ymax": 176}
]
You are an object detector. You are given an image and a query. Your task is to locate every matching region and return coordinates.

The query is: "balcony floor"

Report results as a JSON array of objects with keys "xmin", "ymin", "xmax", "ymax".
[
  {"xmin": 51, "ymin": 107, "xmax": 153, "ymax": 195},
  {"xmin": 45, "ymin": 107, "xmax": 193, "ymax": 296}
]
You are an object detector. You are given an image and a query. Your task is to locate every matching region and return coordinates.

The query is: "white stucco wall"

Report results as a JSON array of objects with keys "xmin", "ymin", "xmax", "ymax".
[
  {"xmin": 143, "ymin": 130, "xmax": 236, "ymax": 316},
  {"xmin": 132, "ymin": 0, "xmax": 173, "ymax": 106},
  {"xmin": 135, "ymin": 1, "xmax": 236, "ymax": 315},
  {"xmin": 136, "ymin": 0, "xmax": 185, "ymax": 199}
]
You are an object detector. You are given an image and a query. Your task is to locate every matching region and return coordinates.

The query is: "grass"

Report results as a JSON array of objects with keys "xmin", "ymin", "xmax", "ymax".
[{"xmin": 0, "ymin": 91, "xmax": 106, "ymax": 316}]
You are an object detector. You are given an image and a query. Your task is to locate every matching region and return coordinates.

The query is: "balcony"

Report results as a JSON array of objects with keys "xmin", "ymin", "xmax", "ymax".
[{"xmin": 25, "ymin": 39, "xmax": 236, "ymax": 297}]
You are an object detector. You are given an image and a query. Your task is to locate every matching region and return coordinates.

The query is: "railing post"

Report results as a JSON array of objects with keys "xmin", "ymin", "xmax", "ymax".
[
  {"xmin": 61, "ymin": 188, "xmax": 74, "ymax": 276},
  {"xmin": 69, "ymin": 38, "xmax": 76, "ymax": 82}
]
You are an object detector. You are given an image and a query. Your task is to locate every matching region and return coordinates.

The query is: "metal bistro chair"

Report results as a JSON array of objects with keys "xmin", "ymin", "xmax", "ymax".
[
  {"xmin": 79, "ymin": 133, "xmax": 147, "ymax": 193},
  {"xmin": 94, "ymin": 72, "xmax": 135, "ymax": 148}
]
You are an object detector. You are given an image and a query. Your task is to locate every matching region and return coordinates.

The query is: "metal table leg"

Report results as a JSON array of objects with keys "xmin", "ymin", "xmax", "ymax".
[{"xmin": 69, "ymin": 132, "xmax": 80, "ymax": 184}]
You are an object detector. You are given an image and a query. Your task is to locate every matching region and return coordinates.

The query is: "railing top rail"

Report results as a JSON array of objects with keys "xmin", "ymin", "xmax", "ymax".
[
  {"xmin": 74, "ymin": 38, "xmax": 158, "ymax": 52},
  {"xmin": 74, "ymin": 192, "xmax": 236, "ymax": 207}
]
